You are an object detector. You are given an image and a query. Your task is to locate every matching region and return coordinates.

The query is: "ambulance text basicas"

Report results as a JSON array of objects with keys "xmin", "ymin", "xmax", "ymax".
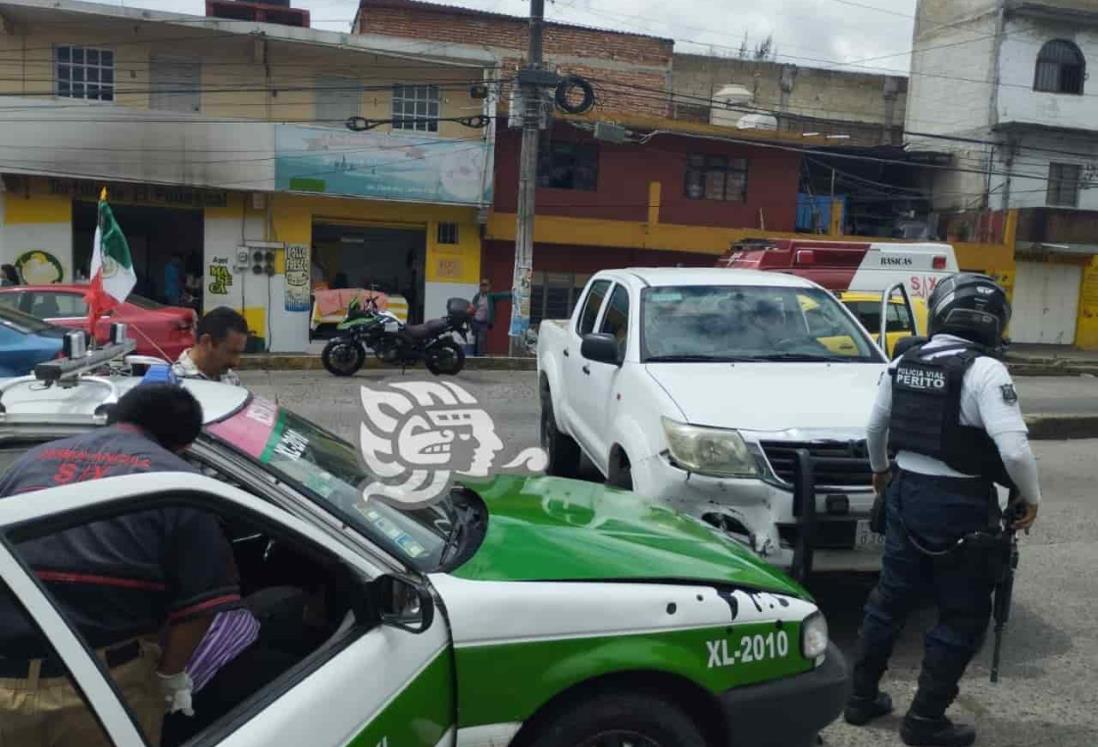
[{"xmin": 717, "ymin": 239, "xmax": 959, "ymax": 299}]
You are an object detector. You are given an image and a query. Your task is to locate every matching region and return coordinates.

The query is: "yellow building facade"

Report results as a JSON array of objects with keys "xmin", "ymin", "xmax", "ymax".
[{"xmin": 0, "ymin": 0, "xmax": 493, "ymax": 351}]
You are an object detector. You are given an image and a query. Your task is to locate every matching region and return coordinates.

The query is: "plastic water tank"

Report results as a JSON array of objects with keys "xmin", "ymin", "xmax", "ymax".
[{"xmin": 710, "ymin": 84, "xmax": 754, "ymax": 128}]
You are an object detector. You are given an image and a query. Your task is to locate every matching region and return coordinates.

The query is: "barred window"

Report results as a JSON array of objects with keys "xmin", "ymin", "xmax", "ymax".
[
  {"xmin": 1034, "ymin": 40, "xmax": 1085, "ymax": 95},
  {"xmin": 392, "ymin": 84, "xmax": 440, "ymax": 132},
  {"xmin": 1047, "ymin": 163, "xmax": 1082, "ymax": 207},
  {"xmin": 685, "ymin": 154, "xmax": 748, "ymax": 202},
  {"xmin": 55, "ymin": 45, "xmax": 114, "ymax": 102}
]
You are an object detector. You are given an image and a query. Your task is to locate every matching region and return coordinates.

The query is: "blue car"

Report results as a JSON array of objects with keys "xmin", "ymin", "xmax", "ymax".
[{"xmin": 0, "ymin": 305, "xmax": 65, "ymax": 376}]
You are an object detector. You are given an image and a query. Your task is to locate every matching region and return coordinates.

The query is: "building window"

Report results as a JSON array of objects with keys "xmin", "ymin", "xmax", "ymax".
[
  {"xmin": 55, "ymin": 45, "xmax": 114, "ymax": 101},
  {"xmin": 685, "ymin": 154, "xmax": 748, "ymax": 201},
  {"xmin": 437, "ymin": 222, "xmax": 459, "ymax": 244},
  {"xmin": 150, "ymin": 57, "xmax": 200, "ymax": 113},
  {"xmin": 537, "ymin": 140, "xmax": 599, "ymax": 191},
  {"xmin": 1034, "ymin": 40, "xmax": 1085, "ymax": 95},
  {"xmin": 392, "ymin": 84, "xmax": 440, "ymax": 132},
  {"xmin": 532, "ymin": 271, "xmax": 593, "ymax": 329},
  {"xmin": 1047, "ymin": 163, "xmax": 1082, "ymax": 207},
  {"xmin": 316, "ymin": 76, "xmax": 361, "ymax": 126}
]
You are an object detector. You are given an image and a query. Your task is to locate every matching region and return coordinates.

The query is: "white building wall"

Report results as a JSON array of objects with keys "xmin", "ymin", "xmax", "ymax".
[
  {"xmin": 997, "ymin": 16, "xmax": 1098, "ymax": 131},
  {"xmin": 990, "ymin": 131, "xmax": 1098, "ymax": 210}
]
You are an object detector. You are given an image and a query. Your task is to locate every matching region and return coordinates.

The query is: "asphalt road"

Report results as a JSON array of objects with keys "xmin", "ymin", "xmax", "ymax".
[{"xmin": 240, "ymin": 369, "xmax": 1098, "ymax": 746}]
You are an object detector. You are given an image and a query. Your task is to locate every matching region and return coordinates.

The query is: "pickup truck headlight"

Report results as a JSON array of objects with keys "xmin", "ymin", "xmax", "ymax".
[
  {"xmin": 661, "ymin": 418, "xmax": 759, "ymax": 478},
  {"xmin": 801, "ymin": 611, "xmax": 829, "ymax": 661}
]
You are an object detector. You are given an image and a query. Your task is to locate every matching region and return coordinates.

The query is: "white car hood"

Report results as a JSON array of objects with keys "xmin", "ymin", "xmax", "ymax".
[{"xmin": 646, "ymin": 362, "xmax": 886, "ymax": 432}]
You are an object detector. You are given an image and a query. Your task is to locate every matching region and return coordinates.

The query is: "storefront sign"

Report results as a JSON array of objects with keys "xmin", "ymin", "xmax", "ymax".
[
  {"xmin": 48, "ymin": 178, "xmax": 229, "ymax": 209},
  {"xmin": 284, "ymin": 244, "xmax": 311, "ymax": 312},
  {"xmin": 274, "ymin": 126, "xmax": 492, "ymax": 206},
  {"xmin": 208, "ymin": 258, "xmax": 233, "ymax": 295}
]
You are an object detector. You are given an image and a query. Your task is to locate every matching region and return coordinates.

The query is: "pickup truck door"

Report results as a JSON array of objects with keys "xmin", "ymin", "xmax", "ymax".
[
  {"xmin": 0, "ymin": 473, "xmax": 455, "ymax": 747},
  {"xmin": 562, "ymin": 279, "xmax": 612, "ymax": 455},
  {"xmin": 574, "ymin": 282, "xmax": 631, "ymax": 473}
]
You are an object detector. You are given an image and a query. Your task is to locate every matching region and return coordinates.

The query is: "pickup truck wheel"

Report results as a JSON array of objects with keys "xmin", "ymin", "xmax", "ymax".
[
  {"xmin": 541, "ymin": 394, "xmax": 580, "ymax": 477},
  {"xmin": 607, "ymin": 450, "xmax": 633, "ymax": 491},
  {"xmin": 525, "ymin": 692, "xmax": 706, "ymax": 747}
]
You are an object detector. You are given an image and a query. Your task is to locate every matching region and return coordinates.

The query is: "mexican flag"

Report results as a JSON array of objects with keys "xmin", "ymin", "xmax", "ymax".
[{"xmin": 84, "ymin": 188, "xmax": 135, "ymax": 334}]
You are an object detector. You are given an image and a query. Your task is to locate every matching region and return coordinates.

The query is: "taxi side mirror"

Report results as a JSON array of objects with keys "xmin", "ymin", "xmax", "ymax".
[{"xmin": 369, "ymin": 574, "xmax": 435, "ymax": 634}]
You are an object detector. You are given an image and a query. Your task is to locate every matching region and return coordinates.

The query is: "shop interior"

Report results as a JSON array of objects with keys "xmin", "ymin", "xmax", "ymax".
[
  {"xmin": 74, "ymin": 201, "xmax": 204, "ymax": 309},
  {"xmin": 310, "ymin": 222, "xmax": 426, "ymax": 326}
]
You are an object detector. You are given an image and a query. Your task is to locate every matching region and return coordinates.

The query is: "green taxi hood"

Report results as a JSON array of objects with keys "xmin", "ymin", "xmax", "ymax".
[{"xmin": 451, "ymin": 475, "xmax": 808, "ymax": 600}]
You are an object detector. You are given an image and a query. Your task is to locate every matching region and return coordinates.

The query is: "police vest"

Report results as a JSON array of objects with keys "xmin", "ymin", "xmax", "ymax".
[{"xmin": 888, "ymin": 343, "xmax": 1013, "ymax": 487}]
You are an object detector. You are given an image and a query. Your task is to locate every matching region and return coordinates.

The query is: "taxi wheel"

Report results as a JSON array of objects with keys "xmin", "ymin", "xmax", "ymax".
[{"xmin": 526, "ymin": 692, "xmax": 706, "ymax": 747}]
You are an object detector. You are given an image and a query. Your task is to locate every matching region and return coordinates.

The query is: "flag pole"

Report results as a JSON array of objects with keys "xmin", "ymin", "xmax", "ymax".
[{"xmin": 85, "ymin": 186, "xmax": 108, "ymax": 340}]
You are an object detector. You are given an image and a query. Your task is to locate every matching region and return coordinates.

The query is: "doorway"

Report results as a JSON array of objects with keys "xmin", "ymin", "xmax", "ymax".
[
  {"xmin": 73, "ymin": 201, "xmax": 204, "ymax": 309},
  {"xmin": 1010, "ymin": 260, "xmax": 1082, "ymax": 344},
  {"xmin": 310, "ymin": 223, "xmax": 426, "ymax": 325}
]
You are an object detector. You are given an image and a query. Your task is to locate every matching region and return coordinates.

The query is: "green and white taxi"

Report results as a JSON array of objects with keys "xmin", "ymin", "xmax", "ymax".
[{"xmin": 0, "ymin": 349, "xmax": 848, "ymax": 747}]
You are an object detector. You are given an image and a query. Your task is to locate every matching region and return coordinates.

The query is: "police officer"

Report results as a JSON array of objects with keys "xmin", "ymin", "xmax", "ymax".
[
  {"xmin": 844, "ymin": 273, "xmax": 1040, "ymax": 747},
  {"xmin": 0, "ymin": 383, "xmax": 242, "ymax": 747}
]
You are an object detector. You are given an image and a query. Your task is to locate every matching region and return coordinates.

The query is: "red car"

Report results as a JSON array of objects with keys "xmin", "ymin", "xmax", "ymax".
[{"xmin": 0, "ymin": 284, "xmax": 196, "ymax": 361}]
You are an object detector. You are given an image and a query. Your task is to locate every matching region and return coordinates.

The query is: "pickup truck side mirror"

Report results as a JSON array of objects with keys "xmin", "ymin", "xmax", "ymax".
[{"xmin": 581, "ymin": 333, "xmax": 622, "ymax": 366}]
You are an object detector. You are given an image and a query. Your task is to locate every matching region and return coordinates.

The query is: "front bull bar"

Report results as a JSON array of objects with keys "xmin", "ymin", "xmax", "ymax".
[{"xmin": 789, "ymin": 448, "xmax": 875, "ymax": 582}]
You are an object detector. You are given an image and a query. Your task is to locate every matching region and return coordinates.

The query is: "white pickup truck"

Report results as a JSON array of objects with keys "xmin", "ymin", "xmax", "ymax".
[{"xmin": 537, "ymin": 267, "xmax": 897, "ymax": 574}]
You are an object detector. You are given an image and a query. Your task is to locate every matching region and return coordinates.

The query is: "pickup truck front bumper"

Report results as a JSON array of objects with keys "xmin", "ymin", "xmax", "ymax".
[
  {"xmin": 636, "ymin": 452, "xmax": 883, "ymax": 576},
  {"xmin": 718, "ymin": 642, "xmax": 850, "ymax": 747}
]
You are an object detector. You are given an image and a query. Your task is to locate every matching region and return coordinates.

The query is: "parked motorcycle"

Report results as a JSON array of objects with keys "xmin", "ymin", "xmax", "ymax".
[{"xmin": 321, "ymin": 296, "xmax": 471, "ymax": 377}]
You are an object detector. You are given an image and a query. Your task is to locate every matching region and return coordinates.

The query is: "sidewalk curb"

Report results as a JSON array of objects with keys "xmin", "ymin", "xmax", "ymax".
[
  {"xmin": 237, "ymin": 354, "xmax": 538, "ymax": 372},
  {"xmin": 1026, "ymin": 414, "xmax": 1098, "ymax": 441}
]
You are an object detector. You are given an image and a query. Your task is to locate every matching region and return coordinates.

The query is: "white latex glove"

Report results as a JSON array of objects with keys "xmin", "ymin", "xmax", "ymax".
[{"xmin": 156, "ymin": 670, "xmax": 195, "ymax": 716}]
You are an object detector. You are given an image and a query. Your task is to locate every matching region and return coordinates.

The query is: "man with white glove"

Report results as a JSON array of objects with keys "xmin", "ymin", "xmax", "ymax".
[{"xmin": 0, "ymin": 384, "xmax": 242, "ymax": 746}]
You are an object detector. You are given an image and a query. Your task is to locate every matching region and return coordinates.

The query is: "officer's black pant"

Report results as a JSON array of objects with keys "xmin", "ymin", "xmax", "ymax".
[{"xmin": 852, "ymin": 470, "xmax": 997, "ymax": 718}]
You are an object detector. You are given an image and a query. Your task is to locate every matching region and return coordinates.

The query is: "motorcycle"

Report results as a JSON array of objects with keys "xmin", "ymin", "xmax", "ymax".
[{"xmin": 321, "ymin": 296, "xmax": 471, "ymax": 377}]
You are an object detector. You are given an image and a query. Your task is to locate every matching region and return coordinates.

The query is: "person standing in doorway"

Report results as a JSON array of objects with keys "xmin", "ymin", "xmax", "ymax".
[
  {"xmin": 164, "ymin": 254, "xmax": 185, "ymax": 306},
  {"xmin": 470, "ymin": 279, "xmax": 511, "ymax": 357}
]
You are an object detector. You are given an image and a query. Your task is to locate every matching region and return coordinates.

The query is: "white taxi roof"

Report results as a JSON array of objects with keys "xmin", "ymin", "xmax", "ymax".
[
  {"xmin": 0, "ymin": 376, "xmax": 249, "ymax": 424},
  {"xmin": 607, "ymin": 267, "xmax": 817, "ymax": 288}
]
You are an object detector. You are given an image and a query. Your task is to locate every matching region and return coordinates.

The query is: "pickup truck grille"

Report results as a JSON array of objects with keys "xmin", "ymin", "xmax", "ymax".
[{"xmin": 759, "ymin": 440, "xmax": 873, "ymax": 488}]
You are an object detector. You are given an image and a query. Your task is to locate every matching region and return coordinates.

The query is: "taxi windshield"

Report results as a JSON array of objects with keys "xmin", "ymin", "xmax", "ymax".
[{"xmin": 206, "ymin": 396, "xmax": 451, "ymax": 571}]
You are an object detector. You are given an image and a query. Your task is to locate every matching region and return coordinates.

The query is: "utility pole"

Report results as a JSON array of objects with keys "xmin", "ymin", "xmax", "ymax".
[{"xmin": 508, "ymin": 0, "xmax": 546, "ymax": 356}]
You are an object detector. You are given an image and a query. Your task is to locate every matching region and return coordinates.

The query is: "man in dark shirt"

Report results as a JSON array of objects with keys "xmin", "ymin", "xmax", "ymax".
[{"xmin": 0, "ymin": 383, "xmax": 241, "ymax": 747}]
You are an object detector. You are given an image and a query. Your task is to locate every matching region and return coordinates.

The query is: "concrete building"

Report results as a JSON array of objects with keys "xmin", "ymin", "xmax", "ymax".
[
  {"xmin": 907, "ymin": 0, "xmax": 1098, "ymax": 347},
  {"xmin": 672, "ymin": 55, "xmax": 908, "ymax": 147},
  {"xmin": 0, "ymin": 0, "xmax": 496, "ymax": 351}
]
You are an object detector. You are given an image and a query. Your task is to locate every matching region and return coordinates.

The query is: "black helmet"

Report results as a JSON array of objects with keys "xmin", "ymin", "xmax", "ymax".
[{"xmin": 927, "ymin": 273, "xmax": 1011, "ymax": 347}]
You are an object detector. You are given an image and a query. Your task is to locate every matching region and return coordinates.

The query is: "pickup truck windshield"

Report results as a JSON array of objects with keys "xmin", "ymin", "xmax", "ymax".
[
  {"xmin": 207, "ymin": 396, "xmax": 451, "ymax": 571},
  {"xmin": 642, "ymin": 285, "xmax": 883, "ymax": 363}
]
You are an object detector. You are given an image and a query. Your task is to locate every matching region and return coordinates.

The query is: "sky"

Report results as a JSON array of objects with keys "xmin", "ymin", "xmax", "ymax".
[{"xmin": 109, "ymin": 0, "xmax": 920, "ymax": 75}]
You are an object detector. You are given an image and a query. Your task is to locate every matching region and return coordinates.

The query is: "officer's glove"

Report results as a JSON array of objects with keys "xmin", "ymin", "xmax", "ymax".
[{"xmin": 156, "ymin": 670, "xmax": 195, "ymax": 716}]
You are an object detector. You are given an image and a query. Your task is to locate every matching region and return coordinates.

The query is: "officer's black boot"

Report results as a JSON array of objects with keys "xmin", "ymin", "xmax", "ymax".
[
  {"xmin": 900, "ymin": 714, "xmax": 976, "ymax": 747},
  {"xmin": 901, "ymin": 660, "xmax": 975, "ymax": 746},
  {"xmin": 843, "ymin": 656, "xmax": 893, "ymax": 726}
]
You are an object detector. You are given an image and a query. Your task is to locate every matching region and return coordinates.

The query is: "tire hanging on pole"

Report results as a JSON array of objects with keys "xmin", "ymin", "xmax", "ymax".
[{"xmin": 555, "ymin": 75, "xmax": 596, "ymax": 114}]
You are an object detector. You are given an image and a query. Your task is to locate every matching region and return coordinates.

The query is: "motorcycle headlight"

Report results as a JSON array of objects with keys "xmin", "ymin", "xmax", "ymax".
[
  {"xmin": 661, "ymin": 417, "xmax": 758, "ymax": 478},
  {"xmin": 801, "ymin": 611, "xmax": 829, "ymax": 661}
]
